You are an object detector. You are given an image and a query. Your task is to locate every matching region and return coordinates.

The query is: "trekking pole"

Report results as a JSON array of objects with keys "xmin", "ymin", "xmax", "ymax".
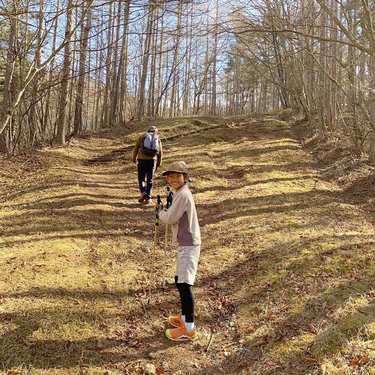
[
  {"xmin": 164, "ymin": 187, "xmax": 173, "ymax": 250},
  {"xmin": 153, "ymin": 195, "xmax": 162, "ymax": 254}
]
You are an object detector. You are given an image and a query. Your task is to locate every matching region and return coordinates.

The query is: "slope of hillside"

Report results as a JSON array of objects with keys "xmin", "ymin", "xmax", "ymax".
[{"xmin": 0, "ymin": 116, "xmax": 374, "ymax": 375}]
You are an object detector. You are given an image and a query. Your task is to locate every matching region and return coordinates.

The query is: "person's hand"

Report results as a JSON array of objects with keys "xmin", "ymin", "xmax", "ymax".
[{"xmin": 155, "ymin": 202, "xmax": 163, "ymax": 217}]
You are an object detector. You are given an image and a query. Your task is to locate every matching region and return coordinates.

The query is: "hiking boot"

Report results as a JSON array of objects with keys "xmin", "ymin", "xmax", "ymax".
[
  {"xmin": 165, "ymin": 326, "xmax": 197, "ymax": 342},
  {"xmin": 168, "ymin": 314, "xmax": 184, "ymax": 328},
  {"xmin": 138, "ymin": 193, "xmax": 146, "ymax": 203},
  {"xmin": 143, "ymin": 198, "xmax": 152, "ymax": 205}
]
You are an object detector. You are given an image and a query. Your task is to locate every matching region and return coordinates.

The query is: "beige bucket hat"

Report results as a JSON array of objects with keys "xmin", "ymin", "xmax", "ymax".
[{"xmin": 162, "ymin": 161, "xmax": 189, "ymax": 176}]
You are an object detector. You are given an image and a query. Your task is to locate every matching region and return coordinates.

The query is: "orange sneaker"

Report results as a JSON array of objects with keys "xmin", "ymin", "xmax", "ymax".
[
  {"xmin": 168, "ymin": 314, "xmax": 184, "ymax": 327},
  {"xmin": 165, "ymin": 325, "xmax": 197, "ymax": 341}
]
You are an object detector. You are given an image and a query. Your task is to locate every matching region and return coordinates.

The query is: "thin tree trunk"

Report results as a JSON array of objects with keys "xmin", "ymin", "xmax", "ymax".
[
  {"xmin": 55, "ymin": 0, "xmax": 74, "ymax": 145},
  {"xmin": 102, "ymin": 2, "xmax": 114, "ymax": 127},
  {"xmin": 118, "ymin": 0, "xmax": 131, "ymax": 124},
  {"xmin": 137, "ymin": 2, "xmax": 154, "ymax": 120},
  {"xmin": 109, "ymin": 0, "xmax": 122, "ymax": 126},
  {"xmin": 168, "ymin": 0, "xmax": 182, "ymax": 118},
  {"xmin": 73, "ymin": 1, "xmax": 92, "ymax": 136},
  {"xmin": 211, "ymin": 0, "xmax": 219, "ymax": 115},
  {"xmin": 147, "ymin": 4, "xmax": 159, "ymax": 118}
]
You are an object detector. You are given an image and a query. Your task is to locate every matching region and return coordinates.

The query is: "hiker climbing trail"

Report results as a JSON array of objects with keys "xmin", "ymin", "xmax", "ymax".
[{"xmin": 0, "ymin": 117, "xmax": 373, "ymax": 374}]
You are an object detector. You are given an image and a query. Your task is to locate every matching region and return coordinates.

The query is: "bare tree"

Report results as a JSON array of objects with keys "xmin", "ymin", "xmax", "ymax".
[
  {"xmin": 73, "ymin": 0, "xmax": 92, "ymax": 136},
  {"xmin": 55, "ymin": 0, "xmax": 74, "ymax": 145}
]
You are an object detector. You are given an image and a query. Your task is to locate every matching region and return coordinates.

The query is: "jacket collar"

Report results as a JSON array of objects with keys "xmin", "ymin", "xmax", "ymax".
[{"xmin": 173, "ymin": 183, "xmax": 188, "ymax": 194}]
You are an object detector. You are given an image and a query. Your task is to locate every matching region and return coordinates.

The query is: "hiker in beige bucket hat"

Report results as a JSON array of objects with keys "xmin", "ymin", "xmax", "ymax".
[{"xmin": 157, "ymin": 160, "xmax": 201, "ymax": 342}]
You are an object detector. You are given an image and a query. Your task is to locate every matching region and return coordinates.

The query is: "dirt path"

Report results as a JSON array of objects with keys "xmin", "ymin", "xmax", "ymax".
[{"xmin": 0, "ymin": 116, "xmax": 374, "ymax": 375}]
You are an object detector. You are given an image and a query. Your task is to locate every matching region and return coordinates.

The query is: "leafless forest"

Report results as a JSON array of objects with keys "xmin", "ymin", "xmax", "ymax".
[{"xmin": 0, "ymin": 0, "xmax": 374, "ymax": 162}]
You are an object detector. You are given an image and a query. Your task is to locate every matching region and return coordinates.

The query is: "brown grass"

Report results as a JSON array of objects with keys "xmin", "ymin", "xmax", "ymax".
[{"xmin": 0, "ymin": 116, "xmax": 374, "ymax": 374}]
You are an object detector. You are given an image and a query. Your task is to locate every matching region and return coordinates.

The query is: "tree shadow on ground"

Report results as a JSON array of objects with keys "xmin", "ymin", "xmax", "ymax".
[
  {"xmin": 198, "ymin": 189, "xmax": 336, "ymax": 227},
  {"xmin": 7, "ymin": 194, "xmax": 140, "ymax": 210},
  {"xmin": 192, "ymin": 236, "xmax": 375, "ymax": 375},
  {"xmin": 0, "ymin": 308, "xmax": 173, "ymax": 370},
  {"xmin": 0, "ymin": 281, "xmax": 186, "ymax": 371},
  {"xmin": 198, "ymin": 295, "xmax": 375, "ymax": 375},
  {"xmin": 2, "ymin": 179, "xmax": 130, "ymax": 204},
  {"xmin": 0, "ymin": 206, "xmax": 152, "ymax": 249}
]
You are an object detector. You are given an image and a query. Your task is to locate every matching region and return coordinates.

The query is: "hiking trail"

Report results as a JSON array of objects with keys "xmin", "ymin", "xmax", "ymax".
[{"xmin": 0, "ymin": 115, "xmax": 374, "ymax": 375}]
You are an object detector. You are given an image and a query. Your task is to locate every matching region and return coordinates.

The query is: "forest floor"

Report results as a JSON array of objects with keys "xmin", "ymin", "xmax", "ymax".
[{"xmin": 0, "ymin": 114, "xmax": 374, "ymax": 375}]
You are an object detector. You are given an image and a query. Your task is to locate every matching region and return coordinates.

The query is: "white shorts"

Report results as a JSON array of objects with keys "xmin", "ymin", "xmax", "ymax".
[{"xmin": 175, "ymin": 245, "xmax": 201, "ymax": 285}]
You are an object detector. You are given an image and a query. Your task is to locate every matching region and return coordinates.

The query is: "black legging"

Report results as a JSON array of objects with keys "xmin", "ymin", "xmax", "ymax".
[{"xmin": 175, "ymin": 276, "xmax": 194, "ymax": 323}]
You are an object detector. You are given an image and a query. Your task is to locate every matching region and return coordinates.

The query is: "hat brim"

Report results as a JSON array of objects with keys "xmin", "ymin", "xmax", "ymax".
[{"xmin": 162, "ymin": 170, "xmax": 187, "ymax": 176}]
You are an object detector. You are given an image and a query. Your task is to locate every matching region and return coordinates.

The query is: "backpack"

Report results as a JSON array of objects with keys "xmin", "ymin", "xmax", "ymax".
[{"xmin": 140, "ymin": 131, "xmax": 160, "ymax": 157}]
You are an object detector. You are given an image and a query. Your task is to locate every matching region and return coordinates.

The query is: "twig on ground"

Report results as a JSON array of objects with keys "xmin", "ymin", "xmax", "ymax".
[{"xmin": 206, "ymin": 329, "xmax": 214, "ymax": 352}]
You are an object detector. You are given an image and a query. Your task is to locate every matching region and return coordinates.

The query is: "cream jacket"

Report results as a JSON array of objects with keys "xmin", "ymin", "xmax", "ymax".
[{"xmin": 159, "ymin": 184, "xmax": 201, "ymax": 246}]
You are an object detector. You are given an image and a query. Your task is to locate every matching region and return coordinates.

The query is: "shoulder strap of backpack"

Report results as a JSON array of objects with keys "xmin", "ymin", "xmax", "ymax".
[{"xmin": 140, "ymin": 133, "xmax": 147, "ymax": 148}]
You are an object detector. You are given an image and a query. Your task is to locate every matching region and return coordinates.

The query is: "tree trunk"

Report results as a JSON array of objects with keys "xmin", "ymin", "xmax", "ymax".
[
  {"xmin": 0, "ymin": 1, "xmax": 18, "ymax": 153},
  {"xmin": 73, "ymin": 1, "xmax": 92, "ymax": 136},
  {"xmin": 168, "ymin": 0, "xmax": 182, "ymax": 118},
  {"xmin": 137, "ymin": 2, "xmax": 154, "ymax": 120},
  {"xmin": 211, "ymin": 0, "xmax": 219, "ymax": 115},
  {"xmin": 55, "ymin": 0, "xmax": 74, "ymax": 145},
  {"xmin": 118, "ymin": 0, "xmax": 131, "ymax": 124},
  {"xmin": 102, "ymin": 2, "xmax": 114, "ymax": 127}
]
